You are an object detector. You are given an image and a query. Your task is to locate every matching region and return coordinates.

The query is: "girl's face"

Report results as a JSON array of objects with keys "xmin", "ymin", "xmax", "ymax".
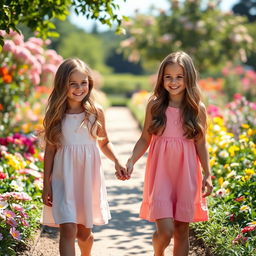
[
  {"xmin": 67, "ymin": 70, "xmax": 89, "ymax": 104},
  {"xmin": 163, "ymin": 63, "xmax": 186, "ymax": 98}
]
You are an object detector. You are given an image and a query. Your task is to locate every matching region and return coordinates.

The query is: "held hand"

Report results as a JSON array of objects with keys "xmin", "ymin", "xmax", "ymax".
[
  {"xmin": 202, "ymin": 174, "xmax": 213, "ymax": 198},
  {"xmin": 126, "ymin": 158, "xmax": 134, "ymax": 178},
  {"xmin": 42, "ymin": 184, "xmax": 52, "ymax": 207},
  {"xmin": 115, "ymin": 160, "xmax": 129, "ymax": 180}
]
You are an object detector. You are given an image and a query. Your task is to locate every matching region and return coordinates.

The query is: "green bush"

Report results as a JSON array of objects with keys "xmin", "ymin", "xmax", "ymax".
[{"xmin": 102, "ymin": 74, "xmax": 151, "ymax": 96}]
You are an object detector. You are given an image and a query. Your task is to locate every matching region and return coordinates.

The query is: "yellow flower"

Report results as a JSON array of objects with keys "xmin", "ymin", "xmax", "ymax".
[
  {"xmin": 240, "ymin": 205, "xmax": 250, "ymax": 212},
  {"xmin": 239, "ymin": 134, "xmax": 249, "ymax": 142},
  {"xmin": 228, "ymin": 145, "xmax": 240, "ymax": 157},
  {"xmin": 241, "ymin": 175, "xmax": 250, "ymax": 182},
  {"xmin": 218, "ymin": 177, "xmax": 224, "ymax": 186},
  {"xmin": 241, "ymin": 123, "xmax": 249, "ymax": 129},
  {"xmin": 248, "ymin": 221, "xmax": 256, "ymax": 227},
  {"xmin": 244, "ymin": 168, "xmax": 255, "ymax": 176},
  {"xmin": 209, "ymin": 158, "xmax": 215, "ymax": 167},
  {"xmin": 247, "ymin": 128, "xmax": 256, "ymax": 136}
]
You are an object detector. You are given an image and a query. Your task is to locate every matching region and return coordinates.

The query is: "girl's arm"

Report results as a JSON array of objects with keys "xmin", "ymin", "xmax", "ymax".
[
  {"xmin": 195, "ymin": 103, "xmax": 213, "ymax": 197},
  {"xmin": 42, "ymin": 143, "xmax": 56, "ymax": 206},
  {"xmin": 97, "ymin": 107, "xmax": 126, "ymax": 179},
  {"xmin": 126, "ymin": 100, "xmax": 153, "ymax": 176}
]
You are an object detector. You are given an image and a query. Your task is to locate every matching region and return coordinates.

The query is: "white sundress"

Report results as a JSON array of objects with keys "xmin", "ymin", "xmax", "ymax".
[{"xmin": 42, "ymin": 112, "xmax": 111, "ymax": 228}]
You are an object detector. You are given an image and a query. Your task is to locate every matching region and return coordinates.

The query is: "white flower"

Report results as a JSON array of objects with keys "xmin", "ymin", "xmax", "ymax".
[
  {"xmin": 227, "ymin": 171, "xmax": 236, "ymax": 179},
  {"xmin": 230, "ymin": 163, "xmax": 240, "ymax": 167},
  {"xmin": 0, "ymin": 201, "xmax": 8, "ymax": 210},
  {"xmin": 219, "ymin": 150, "xmax": 229, "ymax": 158},
  {"xmin": 216, "ymin": 188, "xmax": 226, "ymax": 197},
  {"xmin": 221, "ymin": 181, "xmax": 229, "ymax": 188}
]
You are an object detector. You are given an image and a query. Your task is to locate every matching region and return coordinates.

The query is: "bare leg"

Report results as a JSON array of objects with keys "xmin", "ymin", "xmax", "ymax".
[
  {"xmin": 173, "ymin": 221, "xmax": 189, "ymax": 256},
  {"xmin": 76, "ymin": 224, "xmax": 94, "ymax": 256},
  {"xmin": 59, "ymin": 223, "xmax": 77, "ymax": 256},
  {"xmin": 153, "ymin": 218, "xmax": 174, "ymax": 256}
]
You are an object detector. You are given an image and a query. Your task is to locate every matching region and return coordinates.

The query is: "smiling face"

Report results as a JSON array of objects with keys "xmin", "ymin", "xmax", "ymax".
[
  {"xmin": 67, "ymin": 69, "xmax": 89, "ymax": 105},
  {"xmin": 163, "ymin": 63, "xmax": 186, "ymax": 100}
]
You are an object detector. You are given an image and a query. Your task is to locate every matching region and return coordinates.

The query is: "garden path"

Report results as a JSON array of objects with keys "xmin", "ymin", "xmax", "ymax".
[{"xmin": 29, "ymin": 106, "xmax": 206, "ymax": 256}]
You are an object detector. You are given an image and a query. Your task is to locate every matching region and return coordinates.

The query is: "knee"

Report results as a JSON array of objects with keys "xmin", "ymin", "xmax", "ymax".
[
  {"xmin": 156, "ymin": 230, "xmax": 173, "ymax": 245},
  {"xmin": 60, "ymin": 223, "xmax": 77, "ymax": 240},
  {"xmin": 174, "ymin": 223, "xmax": 189, "ymax": 241},
  {"xmin": 77, "ymin": 231, "xmax": 94, "ymax": 242}
]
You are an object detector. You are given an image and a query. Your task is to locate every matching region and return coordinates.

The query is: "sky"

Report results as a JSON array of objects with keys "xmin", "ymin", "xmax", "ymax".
[{"xmin": 69, "ymin": 0, "xmax": 239, "ymax": 32}]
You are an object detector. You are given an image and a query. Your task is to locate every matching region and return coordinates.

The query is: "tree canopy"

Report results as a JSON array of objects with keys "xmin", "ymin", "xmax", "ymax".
[
  {"xmin": 0, "ymin": 0, "xmax": 126, "ymax": 45},
  {"xmin": 120, "ymin": 0, "xmax": 255, "ymax": 73}
]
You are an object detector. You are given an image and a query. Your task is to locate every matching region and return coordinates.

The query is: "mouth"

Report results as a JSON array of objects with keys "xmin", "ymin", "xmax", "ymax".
[
  {"xmin": 73, "ymin": 92, "xmax": 84, "ymax": 96},
  {"xmin": 169, "ymin": 86, "xmax": 179, "ymax": 90}
]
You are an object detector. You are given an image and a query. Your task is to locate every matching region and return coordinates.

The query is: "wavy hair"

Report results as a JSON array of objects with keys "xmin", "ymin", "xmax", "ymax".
[
  {"xmin": 43, "ymin": 58, "xmax": 101, "ymax": 147},
  {"xmin": 148, "ymin": 51, "xmax": 205, "ymax": 139}
]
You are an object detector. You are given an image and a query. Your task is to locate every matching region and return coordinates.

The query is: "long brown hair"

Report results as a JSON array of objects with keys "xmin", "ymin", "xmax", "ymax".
[
  {"xmin": 43, "ymin": 58, "xmax": 101, "ymax": 147},
  {"xmin": 148, "ymin": 51, "xmax": 205, "ymax": 139}
]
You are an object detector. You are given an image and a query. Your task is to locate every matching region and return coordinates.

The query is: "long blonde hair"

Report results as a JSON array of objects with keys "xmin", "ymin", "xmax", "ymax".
[
  {"xmin": 148, "ymin": 51, "xmax": 205, "ymax": 139},
  {"xmin": 43, "ymin": 58, "xmax": 101, "ymax": 147}
]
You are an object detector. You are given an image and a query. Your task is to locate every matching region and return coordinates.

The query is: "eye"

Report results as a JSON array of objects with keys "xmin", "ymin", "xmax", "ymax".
[
  {"xmin": 177, "ymin": 75, "xmax": 184, "ymax": 79},
  {"xmin": 70, "ymin": 82, "xmax": 77, "ymax": 87}
]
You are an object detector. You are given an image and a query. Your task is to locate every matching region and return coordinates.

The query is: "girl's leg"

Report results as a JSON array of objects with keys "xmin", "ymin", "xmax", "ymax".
[
  {"xmin": 59, "ymin": 223, "xmax": 77, "ymax": 256},
  {"xmin": 153, "ymin": 218, "xmax": 174, "ymax": 256},
  {"xmin": 173, "ymin": 220, "xmax": 190, "ymax": 256},
  {"xmin": 76, "ymin": 224, "xmax": 94, "ymax": 256}
]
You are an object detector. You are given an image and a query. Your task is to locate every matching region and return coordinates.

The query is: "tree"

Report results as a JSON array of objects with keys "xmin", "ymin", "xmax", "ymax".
[
  {"xmin": 0, "ymin": 0, "xmax": 126, "ymax": 45},
  {"xmin": 120, "ymin": 0, "xmax": 255, "ymax": 73},
  {"xmin": 232, "ymin": 0, "xmax": 256, "ymax": 22}
]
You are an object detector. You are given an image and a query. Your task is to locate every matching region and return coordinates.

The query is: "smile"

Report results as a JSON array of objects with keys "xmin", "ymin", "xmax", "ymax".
[
  {"xmin": 73, "ymin": 92, "xmax": 84, "ymax": 96},
  {"xmin": 169, "ymin": 86, "xmax": 179, "ymax": 90}
]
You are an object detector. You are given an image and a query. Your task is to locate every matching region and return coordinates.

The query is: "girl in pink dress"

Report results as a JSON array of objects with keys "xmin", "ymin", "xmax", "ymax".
[
  {"xmin": 126, "ymin": 51, "xmax": 213, "ymax": 256},
  {"xmin": 42, "ymin": 58, "xmax": 126, "ymax": 256}
]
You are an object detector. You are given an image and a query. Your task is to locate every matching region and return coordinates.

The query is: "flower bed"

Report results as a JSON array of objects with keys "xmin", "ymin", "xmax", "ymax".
[{"xmin": 0, "ymin": 133, "xmax": 43, "ymax": 255}]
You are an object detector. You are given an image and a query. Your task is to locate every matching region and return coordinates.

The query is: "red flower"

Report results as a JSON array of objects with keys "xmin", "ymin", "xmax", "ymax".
[
  {"xmin": 3, "ymin": 74, "xmax": 12, "ymax": 83},
  {"xmin": 0, "ymin": 67, "xmax": 8, "ymax": 76},
  {"xmin": 0, "ymin": 172, "xmax": 6, "ymax": 179},
  {"xmin": 241, "ymin": 226, "xmax": 256, "ymax": 233},
  {"xmin": 229, "ymin": 213, "xmax": 235, "ymax": 222},
  {"xmin": 234, "ymin": 196, "xmax": 245, "ymax": 202}
]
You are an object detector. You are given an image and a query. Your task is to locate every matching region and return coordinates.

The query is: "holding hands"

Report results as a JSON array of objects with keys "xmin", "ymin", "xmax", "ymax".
[{"xmin": 114, "ymin": 158, "xmax": 134, "ymax": 181}]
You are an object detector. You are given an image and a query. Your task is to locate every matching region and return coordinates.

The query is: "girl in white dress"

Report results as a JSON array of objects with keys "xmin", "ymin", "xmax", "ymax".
[{"xmin": 42, "ymin": 58, "xmax": 126, "ymax": 256}]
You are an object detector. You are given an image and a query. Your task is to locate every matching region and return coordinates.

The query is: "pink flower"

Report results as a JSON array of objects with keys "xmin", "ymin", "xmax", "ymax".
[
  {"xmin": 3, "ymin": 210, "xmax": 16, "ymax": 218},
  {"xmin": 232, "ymin": 234, "xmax": 248, "ymax": 244},
  {"xmin": 0, "ymin": 30, "xmax": 6, "ymax": 37},
  {"xmin": 29, "ymin": 73, "xmax": 40, "ymax": 85},
  {"xmin": 21, "ymin": 219, "xmax": 30, "ymax": 227},
  {"xmin": 3, "ymin": 40, "xmax": 16, "ymax": 53},
  {"xmin": 12, "ymin": 33, "xmax": 24, "ymax": 45},
  {"xmin": 7, "ymin": 217, "xmax": 18, "ymax": 227},
  {"xmin": 10, "ymin": 227, "xmax": 21, "ymax": 241},
  {"xmin": 241, "ymin": 226, "xmax": 256, "ymax": 233},
  {"xmin": 28, "ymin": 37, "xmax": 44, "ymax": 46},
  {"xmin": 24, "ymin": 41, "xmax": 43, "ymax": 55},
  {"xmin": 233, "ymin": 93, "xmax": 242, "ymax": 100},
  {"xmin": 12, "ymin": 203, "xmax": 24, "ymax": 212},
  {"xmin": 43, "ymin": 64, "xmax": 57, "ymax": 74},
  {"xmin": 20, "ymin": 211, "xmax": 29, "ymax": 219}
]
